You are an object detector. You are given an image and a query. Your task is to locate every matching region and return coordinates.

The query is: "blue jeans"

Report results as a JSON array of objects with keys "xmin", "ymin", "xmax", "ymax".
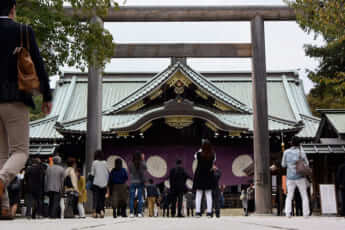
[{"xmin": 129, "ymin": 183, "xmax": 144, "ymax": 214}]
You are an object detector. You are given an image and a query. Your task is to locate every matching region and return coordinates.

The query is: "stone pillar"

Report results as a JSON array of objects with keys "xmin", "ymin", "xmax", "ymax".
[
  {"xmin": 251, "ymin": 15, "xmax": 272, "ymax": 214},
  {"xmin": 85, "ymin": 15, "xmax": 104, "ymax": 212}
]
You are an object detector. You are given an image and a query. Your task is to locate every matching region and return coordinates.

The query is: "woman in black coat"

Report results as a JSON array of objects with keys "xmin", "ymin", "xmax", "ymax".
[{"xmin": 193, "ymin": 139, "xmax": 216, "ymax": 217}]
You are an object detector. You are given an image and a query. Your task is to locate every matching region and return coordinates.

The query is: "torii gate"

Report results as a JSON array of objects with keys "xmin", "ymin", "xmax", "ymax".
[{"xmin": 65, "ymin": 6, "xmax": 297, "ymax": 214}]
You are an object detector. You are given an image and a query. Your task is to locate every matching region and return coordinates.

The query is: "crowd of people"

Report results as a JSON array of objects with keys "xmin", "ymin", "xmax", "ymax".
[
  {"xmin": 4, "ymin": 139, "xmax": 224, "ymax": 219},
  {"xmin": 4, "ymin": 131, "xmax": 345, "ymax": 220}
]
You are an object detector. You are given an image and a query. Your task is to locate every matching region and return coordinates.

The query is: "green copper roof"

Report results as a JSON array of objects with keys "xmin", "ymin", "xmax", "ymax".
[
  {"xmin": 296, "ymin": 114, "xmax": 320, "ymax": 139},
  {"xmin": 301, "ymin": 144, "xmax": 345, "ymax": 155},
  {"xmin": 105, "ymin": 62, "xmax": 251, "ymax": 114},
  {"xmin": 30, "ymin": 62, "xmax": 319, "ymax": 140},
  {"xmin": 30, "ymin": 116, "xmax": 63, "ymax": 140},
  {"xmin": 57, "ymin": 110, "xmax": 300, "ymax": 134},
  {"xmin": 326, "ymin": 112, "xmax": 345, "ymax": 134}
]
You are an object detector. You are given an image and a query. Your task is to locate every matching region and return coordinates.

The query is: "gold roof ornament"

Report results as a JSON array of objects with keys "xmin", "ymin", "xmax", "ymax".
[
  {"xmin": 229, "ymin": 130, "xmax": 242, "ymax": 137},
  {"xmin": 167, "ymin": 70, "xmax": 192, "ymax": 88},
  {"xmin": 205, "ymin": 122, "xmax": 218, "ymax": 132},
  {"xmin": 165, "ymin": 116, "xmax": 193, "ymax": 129},
  {"xmin": 195, "ymin": 89, "xmax": 208, "ymax": 100},
  {"xmin": 174, "ymin": 81, "xmax": 185, "ymax": 95},
  {"xmin": 126, "ymin": 100, "xmax": 145, "ymax": 112},
  {"xmin": 140, "ymin": 123, "xmax": 153, "ymax": 133},
  {"xmin": 150, "ymin": 89, "xmax": 163, "ymax": 100},
  {"xmin": 116, "ymin": 131, "xmax": 129, "ymax": 137},
  {"xmin": 214, "ymin": 100, "xmax": 235, "ymax": 112}
]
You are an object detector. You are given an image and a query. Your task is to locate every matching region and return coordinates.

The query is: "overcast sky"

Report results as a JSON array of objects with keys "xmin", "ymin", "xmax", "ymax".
[{"xmin": 61, "ymin": 0, "xmax": 324, "ymax": 93}]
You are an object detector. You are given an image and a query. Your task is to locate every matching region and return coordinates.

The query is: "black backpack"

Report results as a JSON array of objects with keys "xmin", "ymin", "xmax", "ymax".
[{"xmin": 64, "ymin": 175, "xmax": 73, "ymax": 189}]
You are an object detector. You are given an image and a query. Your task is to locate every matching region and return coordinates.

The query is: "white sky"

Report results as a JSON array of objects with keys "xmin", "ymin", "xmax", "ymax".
[{"xmin": 61, "ymin": 0, "xmax": 324, "ymax": 93}]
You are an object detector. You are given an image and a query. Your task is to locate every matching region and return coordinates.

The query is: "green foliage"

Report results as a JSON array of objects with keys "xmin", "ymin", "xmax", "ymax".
[
  {"xmin": 285, "ymin": 0, "xmax": 345, "ymax": 110},
  {"xmin": 16, "ymin": 0, "xmax": 117, "ymax": 75},
  {"xmin": 307, "ymin": 87, "xmax": 345, "ymax": 117},
  {"xmin": 30, "ymin": 95, "xmax": 45, "ymax": 121}
]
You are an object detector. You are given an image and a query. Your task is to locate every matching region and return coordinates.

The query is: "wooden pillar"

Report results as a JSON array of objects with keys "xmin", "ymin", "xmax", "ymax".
[
  {"xmin": 251, "ymin": 15, "xmax": 272, "ymax": 214},
  {"xmin": 323, "ymin": 155, "xmax": 328, "ymax": 183},
  {"xmin": 85, "ymin": 15, "xmax": 104, "ymax": 212}
]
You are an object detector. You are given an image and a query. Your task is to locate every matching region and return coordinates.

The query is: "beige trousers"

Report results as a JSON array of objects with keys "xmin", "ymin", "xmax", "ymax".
[
  {"xmin": 147, "ymin": 197, "xmax": 156, "ymax": 217},
  {"xmin": 0, "ymin": 103, "xmax": 29, "ymax": 208}
]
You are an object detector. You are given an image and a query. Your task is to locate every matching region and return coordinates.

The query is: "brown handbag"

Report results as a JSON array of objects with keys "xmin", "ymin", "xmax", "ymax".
[
  {"xmin": 15, "ymin": 24, "xmax": 40, "ymax": 94},
  {"xmin": 296, "ymin": 148, "xmax": 312, "ymax": 177}
]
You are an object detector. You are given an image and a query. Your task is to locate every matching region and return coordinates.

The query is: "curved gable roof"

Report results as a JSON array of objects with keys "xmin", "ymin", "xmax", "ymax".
[
  {"xmin": 105, "ymin": 62, "xmax": 252, "ymax": 115},
  {"xmin": 57, "ymin": 100, "xmax": 301, "ymax": 135}
]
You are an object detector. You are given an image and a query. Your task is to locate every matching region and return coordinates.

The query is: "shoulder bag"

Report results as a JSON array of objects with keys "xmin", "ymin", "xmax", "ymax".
[
  {"xmin": 14, "ymin": 24, "xmax": 40, "ymax": 94},
  {"xmin": 296, "ymin": 148, "xmax": 312, "ymax": 177}
]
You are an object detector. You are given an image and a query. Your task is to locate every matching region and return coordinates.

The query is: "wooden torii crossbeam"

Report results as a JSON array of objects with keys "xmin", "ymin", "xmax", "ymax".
[
  {"xmin": 64, "ymin": 6, "xmax": 296, "ymax": 21},
  {"xmin": 75, "ymin": 6, "xmax": 297, "ymax": 215},
  {"xmin": 113, "ymin": 43, "xmax": 252, "ymax": 58}
]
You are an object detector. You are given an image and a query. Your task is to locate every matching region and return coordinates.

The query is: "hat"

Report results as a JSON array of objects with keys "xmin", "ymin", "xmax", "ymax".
[{"xmin": 53, "ymin": 156, "xmax": 62, "ymax": 164}]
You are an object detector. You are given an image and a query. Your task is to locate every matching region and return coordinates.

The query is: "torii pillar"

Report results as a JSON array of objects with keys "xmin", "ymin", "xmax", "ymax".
[
  {"xmin": 251, "ymin": 15, "xmax": 272, "ymax": 214},
  {"xmin": 85, "ymin": 15, "xmax": 104, "ymax": 212}
]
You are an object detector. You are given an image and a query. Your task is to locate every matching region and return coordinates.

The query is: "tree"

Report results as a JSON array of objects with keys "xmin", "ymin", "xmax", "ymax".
[
  {"xmin": 285, "ymin": 0, "xmax": 345, "ymax": 114},
  {"xmin": 16, "ymin": 0, "xmax": 118, "ymax": 120},
  {"xmin": 17, "ymin": 0, "xmax": 117, "ymax": 75},
  {"xmin": 30, "ymin": 95, "xmax": 44, "ymax": 121}
]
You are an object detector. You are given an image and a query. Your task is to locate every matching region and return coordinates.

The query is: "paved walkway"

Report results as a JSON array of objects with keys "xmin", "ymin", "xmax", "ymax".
[{"xmin": 1, "ymin": 216, "xmax": 345, "ymax": 230}]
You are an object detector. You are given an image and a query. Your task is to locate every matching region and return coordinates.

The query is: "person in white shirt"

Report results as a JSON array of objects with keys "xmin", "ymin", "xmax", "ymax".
[
  {"xmin": 91, "ymin": 150, "xmax": 109, "ymax": 218},
  {"xmin": 281, "ymin": 136, "xmax": 310, "ymax": 217}
]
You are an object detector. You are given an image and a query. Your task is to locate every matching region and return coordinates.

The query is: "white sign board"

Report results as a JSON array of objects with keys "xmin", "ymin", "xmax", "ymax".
[{"xmin": 319, "ymin": 184, "xmax": 337, "ymax": 215}]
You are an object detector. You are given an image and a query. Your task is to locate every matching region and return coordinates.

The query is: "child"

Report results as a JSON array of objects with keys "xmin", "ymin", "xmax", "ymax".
[
  {"xmin": 212, "ymin": 163, "xmax": 222, "ymax": 218},
  {"xmin": 146, "ymin": 179, "xmax": 160, "ymax": 217},
  {"xmin": 185, "ymin": 191, "xmax": 195, "ymax": 217},
  {"xmin": 161, "ymin": 188, "xmax": 170, "ymax": 217}
]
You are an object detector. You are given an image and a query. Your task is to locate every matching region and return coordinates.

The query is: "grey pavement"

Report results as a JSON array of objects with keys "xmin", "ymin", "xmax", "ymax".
[{"xmin": 1, "ymin": 216, "xmax": 345, "ymax": 230}]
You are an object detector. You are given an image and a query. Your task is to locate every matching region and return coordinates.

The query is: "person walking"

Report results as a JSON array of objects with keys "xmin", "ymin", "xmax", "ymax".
[
  {"xmin": 247, "ymin": 183, "xmax": 255, "ymax": 215},
  {"xmin": 91, "ymin": 150, "xmax": 109, "ymax": 218},
  {"xmin": 282, "ymin": 136, "xmax": 310, "ymax": 218},
  {"xmin": 76, "ymin": 169, "xmax": 86, "ymax": 218},
  {"xmin": 336, "ymin": 162, "xmax": 345, "ymax": 216},
  {"xmin": 0, "ymin": 0, "xmax": 52, "ymax": 219},
  {"xmin": 7, "ymin": 174, "xmax": 21, "ymax": 217},
  {"xmin": 63, "ymin": 159, "xmax": 79, "ymax": 219},
  {"xmin": 45, "ymin": 156, "xmax": 65, "ymax": 219},
  {"xmin": 169, "ymin": 159, "xmax": 189, "ymax": 217},
  {"xmin": 24, "ymin": 158, "xmax": 46, "ymax": 219},
  {"xmin": 129, "ymin": 151, "xmax": 147, "ymax": 218},
  {"xmin": 193, "ymin": 139, "xmax": 216, "ymax": 217},
  {"xmin": 240, "ymin": 186, "xmax": 248, "ymax": 216},
  {"xmin": 212, "ymin": 163, "xmax": 222, "ymax": 218},
  {"xmin": 146, "ymin": 179, "xmax": 160, "ymax": 217},
  {"xmin": 108, "ymin": 158, "xmax": 128, "ymax": 218}
]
